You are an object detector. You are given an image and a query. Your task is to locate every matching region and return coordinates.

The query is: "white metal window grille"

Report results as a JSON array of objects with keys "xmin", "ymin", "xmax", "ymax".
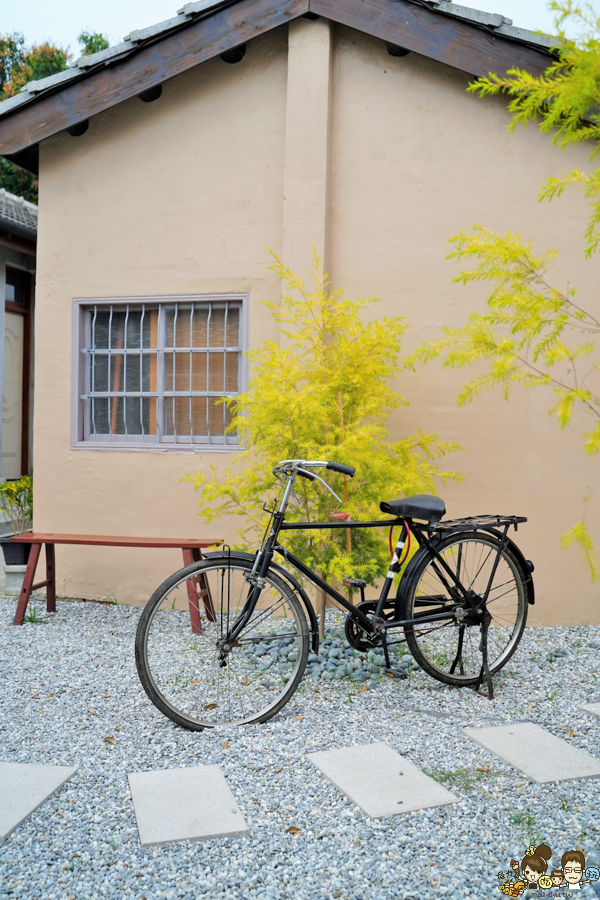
[{"xmin": 79, "ymin": 300, "xmax": 242, "ymax": 446}]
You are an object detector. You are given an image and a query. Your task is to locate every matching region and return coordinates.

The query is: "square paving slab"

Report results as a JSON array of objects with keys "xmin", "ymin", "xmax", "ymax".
[
  {"xmin": 464, "ymin": 722, "xmax": 600, "ymax": 783},
  {"xmin": 579, "ymin": 703, "xmax": 600, "ymax": 718},
  {"xmin": 0, "ymin": 762, "xmax": 78, "ymax": 842},
  {"xmin": 306, "ymin": 742, "xmax": 457, "ymax": 819},
  {"xmin": 128, "ymin": 765, "xmax": 249, "ymax": 846}
]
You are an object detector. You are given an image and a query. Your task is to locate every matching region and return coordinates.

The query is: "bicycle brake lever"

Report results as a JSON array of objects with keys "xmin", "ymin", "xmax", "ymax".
[{"xmin": 307, "ymin": 470, "xmax": 342, "ymax": 504}]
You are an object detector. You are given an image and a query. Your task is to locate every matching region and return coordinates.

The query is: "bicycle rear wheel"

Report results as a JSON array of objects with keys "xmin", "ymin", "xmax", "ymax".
[
  {"xmin": 400, "ymin": 531, "xmax": 528, "ymax": 687},
  {"xmin": 135, "ymin": 555, "xmax": 310, "ymax": 730}
]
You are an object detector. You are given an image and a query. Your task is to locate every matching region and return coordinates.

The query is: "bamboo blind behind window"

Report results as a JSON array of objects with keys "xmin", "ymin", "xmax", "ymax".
[{"xmin": 82, "ymin": 301, "xmax": 242, "ymax": 445}]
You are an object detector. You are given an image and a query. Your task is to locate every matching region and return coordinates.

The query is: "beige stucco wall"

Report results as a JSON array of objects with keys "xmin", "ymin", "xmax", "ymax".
[
  {"xmin": 35, "ymin": 28, "xmax": 288, "ymax": 602},
  {"xmin": 33, "ymin": 19, "xmax": 600, "ymax": 623},
  {"xmin": 329, "ymin": 25, "xmax": 600, "ymax": 625}
]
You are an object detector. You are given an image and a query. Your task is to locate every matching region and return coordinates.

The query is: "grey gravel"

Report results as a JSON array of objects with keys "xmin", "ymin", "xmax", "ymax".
[{"xmin": 1, "ymin": 596, "xmax": 600, "ymax": 900}]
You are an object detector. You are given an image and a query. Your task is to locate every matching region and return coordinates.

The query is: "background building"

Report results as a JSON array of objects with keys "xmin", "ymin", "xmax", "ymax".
[
  {"xmin": 0, "ymin": 0, "xmax": 596, "ymax": 623},
  {"xmin": 0, "ymin": 189, "xmax": 36, "ymax": 491}
]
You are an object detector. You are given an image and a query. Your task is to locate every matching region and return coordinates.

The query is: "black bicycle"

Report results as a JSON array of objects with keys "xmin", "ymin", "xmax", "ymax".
[{"xmin": 135, "ymin": 459, "xmax": 534, "ymax": 730}]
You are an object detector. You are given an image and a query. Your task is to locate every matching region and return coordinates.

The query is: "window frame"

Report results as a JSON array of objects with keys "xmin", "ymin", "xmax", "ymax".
[{"xmin": 71, "ymin": 293, "xmax": 249, "ymax": 452}]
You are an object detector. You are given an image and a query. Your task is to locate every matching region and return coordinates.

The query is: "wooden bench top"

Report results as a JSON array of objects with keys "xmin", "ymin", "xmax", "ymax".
[{"xmin": 10, "ymin": 533, "xmax": 222, "ymax": 549}]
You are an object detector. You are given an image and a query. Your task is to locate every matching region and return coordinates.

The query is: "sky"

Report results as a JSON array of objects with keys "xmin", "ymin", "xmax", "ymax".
[{"xmin": 0, "ymin": 0, "xmax": 595, "ymax": 57}]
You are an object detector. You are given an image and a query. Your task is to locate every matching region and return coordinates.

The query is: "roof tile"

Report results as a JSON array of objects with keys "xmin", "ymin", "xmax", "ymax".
[
  {"xmin": 0, "ymin": 189, "xmax": 38, "ymax": 234},
  {"xmin": 23, "ymin": 67, "xmax": 83, "ymax": 95},
  {"xmin": 431, "ymin": 1, "xmax": 511, "ymax": 28},
  {"xmin": 125, "ymin": 15, "xmax": 189, "ymax": 43},
  {"xmin": 177, "ymin": 0, "xmax": 227, "ymax": 16},
  {"xmin": 495, "ymin": 23, "xmax": 558, "ymax": 48},
  {"xmin": 74, "ymin": 41, "xmax": 134, "ymax": 70}
]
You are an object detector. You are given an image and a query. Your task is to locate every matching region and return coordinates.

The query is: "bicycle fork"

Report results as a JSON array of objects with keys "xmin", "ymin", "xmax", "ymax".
[{"xmin": 218, "ymin": 510, "xmax": 287, "ymax": 664}]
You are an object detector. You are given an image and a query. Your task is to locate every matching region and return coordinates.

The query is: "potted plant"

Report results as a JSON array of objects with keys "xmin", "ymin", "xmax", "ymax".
[{"xmin": 0, "ymin": 475, "xmax": 33, "ymax": 567}]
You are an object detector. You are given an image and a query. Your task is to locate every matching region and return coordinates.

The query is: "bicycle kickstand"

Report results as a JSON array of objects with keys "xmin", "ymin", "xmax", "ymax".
[
  {"xmin": 473, "ymin": 609, "xmax": 494, "ymax": 701},
  {"xmin": 381, "ymin": 631, "xmax": 406, "ymax": 680}
]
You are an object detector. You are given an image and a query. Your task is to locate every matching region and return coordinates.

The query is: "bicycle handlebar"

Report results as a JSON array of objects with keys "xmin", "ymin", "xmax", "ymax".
[
  {"xmin": 326, "ymin": 461, "xmax": 355, "ymax": 478},
  {"xmin": 272, "ymin": 459, "xmax": 355, "ymax": 480}
]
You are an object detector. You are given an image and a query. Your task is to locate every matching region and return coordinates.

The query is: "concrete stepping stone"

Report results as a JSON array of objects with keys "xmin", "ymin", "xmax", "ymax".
[
  {"xmin": 464, "ymin": 722, "xmax": 600, "ymax": 783},
  {"xmin": 579, "ymin": 703, "xmax": 600, "ymax": 718},
  {"xmin": 306, "ymin": 742, "xmax": 457, "ymax": 819},
  {"xmin": 0, "ymin": 761, "xmax": 78, "ymax": 842},
  {"xmin": 128, "ymin": 765, "xmax": 249, "ymax": 846}
]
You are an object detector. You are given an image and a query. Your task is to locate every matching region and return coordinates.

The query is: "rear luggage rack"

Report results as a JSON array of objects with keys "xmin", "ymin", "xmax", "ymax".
[{"xmin": 432, "ymin": 515, "xmax": 527, "ymax": 532}]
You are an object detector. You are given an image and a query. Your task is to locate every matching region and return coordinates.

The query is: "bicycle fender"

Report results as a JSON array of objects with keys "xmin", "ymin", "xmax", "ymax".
[
  {"xmin": 482, "ymin": 528, "xmax": 535, "ymax": 605},
  {"xmin": 395, "ymin": 530, "xmax": 535, "ymax": 607},
  {"xmin": 203, "ymin": 551, "xmax": 320, "ymax": 652}
]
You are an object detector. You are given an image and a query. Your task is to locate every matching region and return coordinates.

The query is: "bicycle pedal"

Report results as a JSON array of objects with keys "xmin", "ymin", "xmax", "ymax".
[
  {"xmin": 343, "ymin": 577, "xmax": 367, "ymax": 589},
  {"xmin": 384, "ymin": 667, "xmax": 407, "ymax": 679}
]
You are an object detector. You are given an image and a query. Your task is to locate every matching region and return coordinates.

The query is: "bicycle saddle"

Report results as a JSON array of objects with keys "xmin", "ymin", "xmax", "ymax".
[{"xmin": 380, "ymin": 494, "xmax": 446, "ymax": 523}]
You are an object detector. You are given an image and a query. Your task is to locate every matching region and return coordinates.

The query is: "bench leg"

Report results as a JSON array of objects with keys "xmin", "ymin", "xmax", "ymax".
[
  {"xmin": 182, "ymin": 548, "xmax": 202, "ymax": 635},
  {"xmin": 45, "ymin": 543, "xmax": 56, "ymax": 613},
  {"xmin": 13, "ymin": 543, "xmax": 42, "ymax": 626},
  {"xmin": 182, "ymin": 548, "xmax": 217, "ymax": 634},
  {"xmin": 191, "ymin": 547, "xmax": 216, "ymax": 623}
]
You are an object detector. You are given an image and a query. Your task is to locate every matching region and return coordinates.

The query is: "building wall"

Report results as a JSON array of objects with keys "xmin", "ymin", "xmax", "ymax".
[
  {"xmin": 329, "ymin": 25, "xmax": 600, "ymax": 625},
  {"xmin": 35, "ymin": 28, "xmax": 289, "ymax": 602},
  {"xmin": 34, "ymin": 20, "xmax": 600, "ymax": 623},
  {"xmin": 0, "ymin": 242, "xmax": 35, "ymax": 486}
]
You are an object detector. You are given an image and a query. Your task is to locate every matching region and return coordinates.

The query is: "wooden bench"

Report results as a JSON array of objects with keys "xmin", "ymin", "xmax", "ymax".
[{"xmin": 10, "ymin": 533, "xmax": 222, "ymax": 630}]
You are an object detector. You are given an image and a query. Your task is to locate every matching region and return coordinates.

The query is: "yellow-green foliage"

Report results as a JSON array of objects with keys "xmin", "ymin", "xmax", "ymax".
[
  {"xmin": 562, "ymin": 520, "xmax": 599, "ymax": 581},
  {"xmin": 412, "ymin": 225, "xmax": 600, "ymax": 455},
  {"xmin": 413, "ymin": 1, "xmax": 600, "ymax": 580},
  {"xmin": 186, "ymin": 251, "xmax": 462, "ymax": 584},
  {"xmin": 0, "ymin": 474, "xmax": 32, "ymax": 535},
  {"xmin": 469, "ymin": 1, "xmax": 600, "ymax": 257}
]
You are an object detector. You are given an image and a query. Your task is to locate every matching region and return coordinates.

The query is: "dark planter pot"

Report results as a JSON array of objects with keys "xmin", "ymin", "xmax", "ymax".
[{"xmin": 1, "ymin": 537, "xmax": 31, "ymax": 565}]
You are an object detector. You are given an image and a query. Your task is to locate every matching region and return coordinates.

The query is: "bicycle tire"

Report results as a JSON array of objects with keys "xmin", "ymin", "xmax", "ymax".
[
  {"xmin": 399, "ymin": 530, "xmax": 528, "ymax": 687},
  {"xmin": 135, "ymin": 555, "xmax": 310, "ymax": 730}
]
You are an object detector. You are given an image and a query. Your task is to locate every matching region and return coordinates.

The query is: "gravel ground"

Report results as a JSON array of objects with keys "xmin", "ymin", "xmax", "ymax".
[{"xmin": 1, "ymin": 595, "xmax": 600, "ymax": 900}]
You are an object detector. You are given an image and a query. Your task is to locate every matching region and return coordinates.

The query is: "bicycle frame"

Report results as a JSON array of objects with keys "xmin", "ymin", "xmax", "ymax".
[
  {"xmin": 216, "ymin": 460, "xmax": 527, "ymax": 700},
  {"xmin": 223, "ymin": 507, "xmax": 509, "ymax": 647},
  {"xmin": 275, "ymin": 518, "xmax": 500, "ymax": 632}
]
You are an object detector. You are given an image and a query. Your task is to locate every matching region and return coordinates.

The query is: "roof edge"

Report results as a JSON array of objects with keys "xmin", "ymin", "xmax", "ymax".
[
  {"xmin": 0, "ymin": 0, "xmax": 557, "ymax": 163},
  {"xmin": 0, "ymin": 215, "xmax": 37, "ymax": 243}
]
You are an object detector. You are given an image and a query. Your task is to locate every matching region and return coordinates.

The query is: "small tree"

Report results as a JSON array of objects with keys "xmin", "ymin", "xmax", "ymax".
[
  {"xmin": 187, "ymin": 251, "xmax": 461, "ymax": 592},
  {"xmin": 0, "ymin": 33, "xmax": 25, "ymax": 88},
  {"xmin": 1, "ymin": 40, "xmax": 70, "ymax": 98},
  {"xmin": 0, "ymin": 158, "xmax": 37, "ymax": 203},
  {"xmin": 0, "ymin": 32, "xmax": 71, "ymax": 203},
  {"xmin": 412, "ymin": 1, "xmax": 600, "ymax": 580},
  {"xmin": 78, "ymin": 32, "xmax": 110, "ymax": 56}
]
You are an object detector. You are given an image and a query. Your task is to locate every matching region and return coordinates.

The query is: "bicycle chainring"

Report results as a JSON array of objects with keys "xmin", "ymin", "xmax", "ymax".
[{"xmin": 344, "ymin": 601, "xmax": 395, "ymax": 651}]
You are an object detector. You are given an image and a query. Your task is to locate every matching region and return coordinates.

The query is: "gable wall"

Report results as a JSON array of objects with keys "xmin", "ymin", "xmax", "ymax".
[
  {"xmin": 31, "ymin": 19, "xmax": 600, "ymax": 623},
  {"xmin": 34, "ymin": 28, "xmax": 288, "ymax": 603},
  {"xmin": 329, "ymin": 25, "xmax": 600, "ymax": 625}
]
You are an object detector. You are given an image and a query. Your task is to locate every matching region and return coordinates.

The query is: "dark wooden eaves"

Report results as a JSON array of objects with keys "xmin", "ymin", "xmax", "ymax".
[
  {"xmin": 0, "ymin": 0, "xmax": 553, "ymax": 164},
  {"xmin": 0, "ymin": 0, "xmax": 309, "ymax": 160},
  {"xmin": 0, "ymin": 234, "xmax": 36, "ymax": 257},
  {"xmin": 314, "ymin": 0, "xmax": 553, "ymax": 77}
]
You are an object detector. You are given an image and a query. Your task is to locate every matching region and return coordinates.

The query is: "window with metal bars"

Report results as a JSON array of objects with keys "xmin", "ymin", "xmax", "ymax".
[{"xmin": 76, "ymin": 297, "xmax": 245, "ymax": 447}]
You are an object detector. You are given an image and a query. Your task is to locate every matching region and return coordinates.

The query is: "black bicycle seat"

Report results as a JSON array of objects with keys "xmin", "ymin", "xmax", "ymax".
[{"xmin": 380, "ymin": 495, "xmax": 446, "ymax": 523}]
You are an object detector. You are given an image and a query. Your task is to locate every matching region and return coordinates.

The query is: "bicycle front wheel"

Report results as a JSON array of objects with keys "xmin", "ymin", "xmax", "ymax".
[
  {"xmin": 135, "ymin": 555, "xmax": 310, "ymax": 730},
  {"xmin": 400, "ymin": 531, "xmax": 528, "ymax": 687}
]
